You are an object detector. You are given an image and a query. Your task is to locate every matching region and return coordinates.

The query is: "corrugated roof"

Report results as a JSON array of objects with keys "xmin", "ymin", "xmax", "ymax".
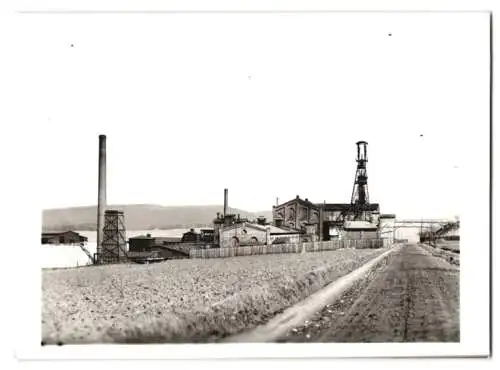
[{"xmin": 42, "ymin": 231, "xmax": 85, "ymax": 237}]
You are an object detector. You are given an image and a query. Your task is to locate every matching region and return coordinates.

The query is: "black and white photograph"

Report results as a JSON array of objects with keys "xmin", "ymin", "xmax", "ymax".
[{"xmin": 4, "ymin": 0, "xmax": 493, "ymax": 362}]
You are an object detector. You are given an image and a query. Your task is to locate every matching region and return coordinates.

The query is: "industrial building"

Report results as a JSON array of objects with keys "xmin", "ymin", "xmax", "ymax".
[
  {"xmin": 90, "ymin": 136, "xmax": 395, "ymax": 265},
  {"xmin": 420, "ymin": 220, "xmax": 460, "ymax": 243},
  {"xmin": 272, "ymin": 141, "xmax": 394, "ymax": 243},
  {"xmin": 440, "ymin": 223, "xmax": 460, "ymax": 241},
  {"xmin": 180, "ymin": 228, "xmax": 215, "ymax": 244},
  {"xmin": 41, "ymin": 231, "xmax": 88, "ymax": 245},
  {"xmin": 128, "ymin": 234, "xmax": 189, "ymax": 259},
  {"xmin": 342, "ymin": 220, "xmax": 379, "ymax": 240},
  {"xmin": 272, "ymin": 196, "xmax": 320, "ymax": 230},
  {"xmin": 210, "ymin": 141, "xmax": 392, "ymax": 247},
  {"xmin": 272, "ymin": 198, "xmax": 382, "ymax": 241},
  {"xmin": 272, "ymin": 197, "xmax": 381, "ymax": 240},
  {"xmin": 210, "ymin": 188, "xmax": 301, "ymax": 248},
  {"xmin": 218, "ymin": 221, "xmax": 301, "ymax": 248}
]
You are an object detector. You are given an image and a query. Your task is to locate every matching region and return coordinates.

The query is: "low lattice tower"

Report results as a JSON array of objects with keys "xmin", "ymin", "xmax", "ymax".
[{"xmin": 100, "ymin": 210, "xmax": 128, "ymax": 264}]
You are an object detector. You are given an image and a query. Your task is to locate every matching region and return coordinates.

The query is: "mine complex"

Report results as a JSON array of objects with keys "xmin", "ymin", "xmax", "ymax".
[{"xmin": 78, "ymin": 135, "xmax": 456, "ymax": 264}]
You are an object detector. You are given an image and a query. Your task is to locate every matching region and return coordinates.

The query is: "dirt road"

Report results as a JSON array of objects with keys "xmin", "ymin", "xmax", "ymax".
[{"xmin": 281, "ymin": 244, "xmax": 459, "ymax": 342}]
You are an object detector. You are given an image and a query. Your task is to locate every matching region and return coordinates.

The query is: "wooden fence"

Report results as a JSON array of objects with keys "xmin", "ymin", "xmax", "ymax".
[{"xmin": 189, "ymin": 238, "xmax": 388, "ymax": 259}]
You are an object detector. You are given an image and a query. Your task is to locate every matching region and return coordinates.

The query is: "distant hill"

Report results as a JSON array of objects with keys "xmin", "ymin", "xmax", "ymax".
[{"xmin": 42, "ymin": 204, "xmax": 274, "ymax": 232}]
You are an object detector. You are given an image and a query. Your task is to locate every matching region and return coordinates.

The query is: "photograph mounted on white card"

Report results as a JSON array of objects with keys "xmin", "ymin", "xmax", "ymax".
[{"xmin": 9, "ymin": 8, "xmax": 489, "ymax": 360}]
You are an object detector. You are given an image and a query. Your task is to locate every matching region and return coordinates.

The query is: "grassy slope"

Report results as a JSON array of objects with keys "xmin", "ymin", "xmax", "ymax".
[{"xmin": 42, "ymin": 247, "xmax": 390, "ymax": 344}]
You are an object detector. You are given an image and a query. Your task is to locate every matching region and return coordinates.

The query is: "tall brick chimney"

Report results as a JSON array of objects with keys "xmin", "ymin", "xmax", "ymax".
[
  {"xmin": 96, "ymin": 134, "xmax": 107, "ymax": 263},
  {"xmin": 223, "ymin": 188, "xmax": 228, "ymax": 218}
]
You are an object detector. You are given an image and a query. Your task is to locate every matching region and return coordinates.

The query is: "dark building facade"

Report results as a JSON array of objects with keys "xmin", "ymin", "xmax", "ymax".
[
  {"xmin": 181, "ymin": 229, "xmax": 201, "ymax": 243},
  {"xmin": 128, "ymin": 234, "xmax": 184, "ymax": 251},
  {"xmin": 128, "ymin": 234, "xmax": 188, "ymax": 259},
  {"xmin": 272, "ymin": 196, "xmax": 320, "ymax": 230},
  {"xmin": 272, "ymin": 196, "xmax": 381, "ymax": 241},
  {"xmin": 128, "ymin": 235, "xmax": 155, "ymax": 252}
]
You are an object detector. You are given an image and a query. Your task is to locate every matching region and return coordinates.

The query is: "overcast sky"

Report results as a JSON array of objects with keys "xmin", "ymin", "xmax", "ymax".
[{"xmin": 23, "ymin": 12, "xmax": 489, "ymax": 219}]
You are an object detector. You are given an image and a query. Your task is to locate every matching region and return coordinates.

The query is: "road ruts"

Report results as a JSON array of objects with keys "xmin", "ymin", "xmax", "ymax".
[{"xmin": 283, "ymin": 244, "xmax": 459, "ymax": 342}]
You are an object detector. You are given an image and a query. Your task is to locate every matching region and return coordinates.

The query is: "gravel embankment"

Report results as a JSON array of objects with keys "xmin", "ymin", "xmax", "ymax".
[
  {"xmin": 419, "ymin": 243, "xmax": 460, "ymax": 266},
  {"xmin": 42, "ymin": 247, "xmax": 390, "ymax": 344}
]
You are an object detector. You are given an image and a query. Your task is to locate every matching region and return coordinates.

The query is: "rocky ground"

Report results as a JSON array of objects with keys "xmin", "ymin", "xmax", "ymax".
[{"xmin": 42, "ymin": 247, "xmax": 390, "ymax": 344}]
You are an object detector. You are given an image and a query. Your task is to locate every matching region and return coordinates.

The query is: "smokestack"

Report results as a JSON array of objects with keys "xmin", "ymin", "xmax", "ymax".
[
  {"xmin": 223, "ymin": 188, "xmax": 228, "ymax": 217},
  {"xmin": 96, "ymin": 135, "xmax": 107, "ymax": 262}
]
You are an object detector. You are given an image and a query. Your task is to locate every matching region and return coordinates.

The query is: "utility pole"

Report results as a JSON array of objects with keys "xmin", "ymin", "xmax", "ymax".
[{"xmin": 420, "ymin": 218, "xmax": 423, "ymax": 243}]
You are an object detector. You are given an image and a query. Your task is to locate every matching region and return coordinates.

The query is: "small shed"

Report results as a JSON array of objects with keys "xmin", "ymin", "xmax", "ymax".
[
  {"xmin": 41, "ymin": 231, "xmax": 88, "ymax": 245},
  {"xmin": 181, "ymin": 229, "xmax": 200, "ymax": 243},
  {"xmin": 342, "ymin": 221, "xmax": 379, "ymax": 240}
]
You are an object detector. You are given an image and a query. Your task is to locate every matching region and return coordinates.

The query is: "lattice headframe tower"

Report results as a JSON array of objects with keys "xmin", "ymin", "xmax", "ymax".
[
  {"xmin": 100, "ymin": 210, "xmax": 128, "ymax": 264},
  {"xmin": 350, "ymin": 141, "xmax": 370, "ymax": 207}
]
